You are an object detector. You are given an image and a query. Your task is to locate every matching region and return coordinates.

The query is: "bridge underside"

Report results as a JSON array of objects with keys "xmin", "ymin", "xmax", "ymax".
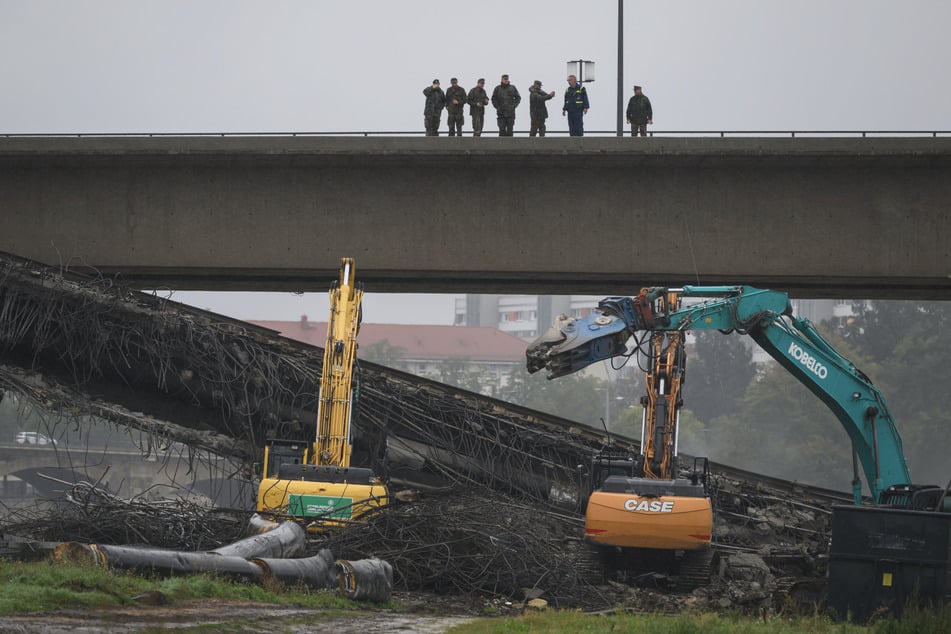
[{"xmin": 2, "ymin": 137, "xmax": 951, "ymax": 298}]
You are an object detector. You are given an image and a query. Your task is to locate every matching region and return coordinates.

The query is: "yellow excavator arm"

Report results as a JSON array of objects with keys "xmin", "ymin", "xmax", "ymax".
[{"xmin": 314, "ymin": 257, "xmax": 363, "ymax": 467}]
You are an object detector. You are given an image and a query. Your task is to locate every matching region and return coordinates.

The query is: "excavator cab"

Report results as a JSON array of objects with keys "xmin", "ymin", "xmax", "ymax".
[
  {"xmin": 261, "ymin": 439, "xmax": 309, "ymax": 479},
  {"xmin": 589, "ymin": 449, "xmax": 639, "ymax": 491},
  {"xmin": 879, "ymin": 483, "xmax": 951, "ymax": 512}
]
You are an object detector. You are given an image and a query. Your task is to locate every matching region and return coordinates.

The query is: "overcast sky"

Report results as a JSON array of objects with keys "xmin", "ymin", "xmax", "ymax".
[
  {"xmin": 2, "ymin": 0, "xmax": 947, "ymax": 134},
  {"xmin": 2, "ymin": 0, "xmax": 947, "ymax": 322}
]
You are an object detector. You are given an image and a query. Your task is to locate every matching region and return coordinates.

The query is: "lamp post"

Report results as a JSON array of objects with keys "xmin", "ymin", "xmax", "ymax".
[
  {"xmin": 595, "ymin": 385, "xmax": 626, "ymax": 430},
  {"xmin": 617, "ymin": 0, "xmax": 623, "ymax": 137}
]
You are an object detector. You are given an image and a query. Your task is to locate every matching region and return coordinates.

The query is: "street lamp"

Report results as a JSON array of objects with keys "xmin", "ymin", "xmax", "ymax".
[
  {"xmin": 566, "ymin": 60, "xmax": 596, "ymax": 83},
  {"xmin": 595, "ymin": 385, "xmax": 626, "ymax": 429},
  {"xmin": 617, "ymin": 0, "xmax": 623, "ymax": 137}
]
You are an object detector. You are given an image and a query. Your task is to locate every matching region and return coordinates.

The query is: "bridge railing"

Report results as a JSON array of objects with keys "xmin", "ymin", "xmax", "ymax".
[{"xmin": 2, "ymin": 131, "xmax": 951, "ymax": 138}]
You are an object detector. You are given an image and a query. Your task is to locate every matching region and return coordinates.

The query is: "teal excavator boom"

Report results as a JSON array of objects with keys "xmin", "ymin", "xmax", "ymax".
[{"xmin": 527, "ymin": 285, "xmax": 911, "ymax": 504}]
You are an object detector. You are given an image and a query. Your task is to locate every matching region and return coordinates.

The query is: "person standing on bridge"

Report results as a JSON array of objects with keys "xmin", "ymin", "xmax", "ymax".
[
  {"xmin": 626, "ymin": 85, "xmax": 653, "ymax": 137},
  {"xmin": 467, "ymin": 78, "xmax": 490, "ymax": 137},
  {"xmin": 423, "ymin": 79, "xmax": 447, "ymax": 136},
  {"xmin": 445, "ymin": 78, "xmax": 467, "ymax": 137},
  {"xmin": 491, "ymin": 74, "xmax": 521, "ymax": 137},
  {"xmin": 528, "ymin": 80, "xmax": 556, "ymax": 137},
  {"xmin": 562, "ymin": 74, "xmax": 589, "ymax": 137}
]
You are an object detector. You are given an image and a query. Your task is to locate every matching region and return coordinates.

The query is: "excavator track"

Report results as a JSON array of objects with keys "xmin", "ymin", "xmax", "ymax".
[
  {"xmin": 677, "ymin": 547, "xmax": 715, "ymax": 591},
  {"xmin": 565, "ymin": 538, "xmax": 605, "ymax": 586}
]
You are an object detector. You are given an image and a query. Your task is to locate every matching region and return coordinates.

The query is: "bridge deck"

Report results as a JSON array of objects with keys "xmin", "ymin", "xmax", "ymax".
[{"xmin": 2, "ymin": 136, "xmax": 951, "ymax": 298}]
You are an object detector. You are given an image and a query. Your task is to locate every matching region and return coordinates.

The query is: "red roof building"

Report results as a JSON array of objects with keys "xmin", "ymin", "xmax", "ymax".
[{"xmin": 250, "ymin": 317, "xmax": 528, "ymax": 392}]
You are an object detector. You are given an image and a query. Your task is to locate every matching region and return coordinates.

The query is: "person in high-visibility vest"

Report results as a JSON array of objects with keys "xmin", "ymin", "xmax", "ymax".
[{"xmin": 562, "ymin": 74, "xmax": 590, "ymax": 137}]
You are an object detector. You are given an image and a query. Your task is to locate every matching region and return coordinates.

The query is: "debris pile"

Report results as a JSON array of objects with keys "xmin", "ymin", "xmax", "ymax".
[
  {"xmin": 3, "ymin": 480, "xmax": 247, "ymax": 551},
  {"xmin": 318, "ymin": 477, "xmax": 835, "ymax": 613},
  {"xmin": 320, "ymin": 489, "xmax": 605, "ymax": 608}
]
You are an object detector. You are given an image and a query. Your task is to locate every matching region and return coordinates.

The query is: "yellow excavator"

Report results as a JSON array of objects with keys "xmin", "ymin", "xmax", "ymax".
[{"xmin": 256, "ymin": 258, "xmax": 388, "ymax": 528}]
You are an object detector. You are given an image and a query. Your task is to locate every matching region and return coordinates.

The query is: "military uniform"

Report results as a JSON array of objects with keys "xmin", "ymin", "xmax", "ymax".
[
  {"xmin": 626, "ymin": 88, "xmax": 653, "ymax": 137},
  {"xmin": 423, "ymin": 81, "xmax": 447, "ymax": 136},
  {"xmin": 563, "ymin": 82, "xmax": 590, "ymax": 137},
  {"xmin": 445, "ymin": 80, "xmax": 467, "ymax": 137},
  {"xmin": 528, "ymin": 83, "xmax": 554, "ymax": 137},
  {"xmin": 491, "ymin": 77, "xmax": 521, "ymax": 137},
  {"xmin": 467, "ymin": 82, "xmax": 489, "ymax": 136}
]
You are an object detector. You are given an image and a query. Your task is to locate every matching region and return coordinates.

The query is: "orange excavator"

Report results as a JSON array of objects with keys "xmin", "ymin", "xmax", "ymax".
[
  {"xmin": 529, "ymin": 290, "xmax": 713, "ymax": 586},
  {"xmin": 584, "ymin": 329, "xmax": 713, "ymax": 584}
]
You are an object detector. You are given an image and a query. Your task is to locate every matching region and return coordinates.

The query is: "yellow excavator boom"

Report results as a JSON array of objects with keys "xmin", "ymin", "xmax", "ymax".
[{"xmin": 314, "ymin": 257, "xmax": 363, "ymax": 467}]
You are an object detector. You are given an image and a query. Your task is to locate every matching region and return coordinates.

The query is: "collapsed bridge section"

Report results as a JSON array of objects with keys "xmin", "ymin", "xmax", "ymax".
[{"xmin": 0, "ymin": 250, "xmax": 623, "ymax": 508}]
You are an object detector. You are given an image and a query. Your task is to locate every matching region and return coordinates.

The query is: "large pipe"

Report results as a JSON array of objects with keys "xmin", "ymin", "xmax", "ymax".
[
  {"xmin": 253, "ymin": 549, "xmax": 336, "ymax": 589},
  {"xmin": 85, "ymin": 543, "xmax": 265, "ymax": 581},
  {"xmin": 211, "ymin": 519, "xmax": 305, "ymax": 559},
  {"xmin": 335, "ymin": 558, "xmax": 393, "ymax": 602},
  {"xmin": 52, "ymin": 522, "xmax": 393, "ymax": 598}
]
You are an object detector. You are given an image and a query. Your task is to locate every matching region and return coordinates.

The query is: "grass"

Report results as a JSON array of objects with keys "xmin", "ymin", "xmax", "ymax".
[
  {"xmin": 0, "ymin": 558, "xmax": 395, "ymax": 615},
  {"xmin": 3, "ymin": 559, "xmax": 949, "ymax": 634},
  {"xmin": 448, "ymin": 604, "xmax": 951, "ymax": 634}
]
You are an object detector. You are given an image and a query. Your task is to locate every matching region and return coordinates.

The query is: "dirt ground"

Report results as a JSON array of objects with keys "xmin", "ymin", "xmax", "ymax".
[{"xmin": 0, "ymin": 593, "xmax": 484, "ymax": 634}]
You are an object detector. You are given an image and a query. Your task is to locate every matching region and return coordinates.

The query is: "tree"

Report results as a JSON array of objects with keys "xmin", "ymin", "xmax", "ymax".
[
  {"xmin": 687, "ymin": 330, "xmax": 755, "ymax": 426},
  {"xmin": 880, "ymin": 329, "xmax": 951, "ymax": 485},
  {"xmin": 503, "ymin": 366, "xmax": 606, "ymax": 425},
  {"xmin": 359, "ymin": 339, "xmax": 407, "ymax": 371},
  {"xmin": 837, "ymin": 300, "xmax": 951, "ymax": 485},
  {"xmin": 430, "ymin": 357, "xmax": 493, "ymax": 394},
  {"xmin": 609, "ymin": 404, "xmax": 708, "ymax": 457},
  {"xmin": 839, "ymin": 300, "xmax": 951, "ymax": 363},
  {"xmin": 706, "ymin": 358, "xmax": 852, "ymax": 489},
  {"xmin": 707, "ymin": 325, "xmax": 881, "ymax": 491}
]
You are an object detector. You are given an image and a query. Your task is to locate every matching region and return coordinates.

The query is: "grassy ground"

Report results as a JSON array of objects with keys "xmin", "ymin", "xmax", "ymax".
[
  {"xmin": 448, "ymin": 605, "xmax": 951, "ymax": 634},
  {"xmin": 4, "ymin": 559, "xmax": 949, "ymax": 634},
  {"xmin": 0, "ymin": 558, "xmax": 379, "ymax": 615}
]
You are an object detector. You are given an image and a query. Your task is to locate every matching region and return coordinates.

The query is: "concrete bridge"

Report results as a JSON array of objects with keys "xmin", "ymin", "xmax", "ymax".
[{"xmin": 2, "ymin": 135, "xmax": 950, "ymax": 298}]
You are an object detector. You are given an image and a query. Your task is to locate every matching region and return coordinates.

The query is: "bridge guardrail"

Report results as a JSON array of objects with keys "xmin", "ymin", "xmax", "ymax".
[{"xmin": 2, "ymin": 131, "xmax": 950, "ymax": 139}]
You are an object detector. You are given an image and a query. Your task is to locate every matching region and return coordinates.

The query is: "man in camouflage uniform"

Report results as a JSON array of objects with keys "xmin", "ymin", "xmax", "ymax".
[
  {"xmin": 422, "ymin": 79, "xmax": 446, "ymax": 136},
  {"xmin": 626, "ymin": 85, "xmax": 653, "ymax": 137},
  {"xmin": 467, "ymin": 78, "xmax": 489, "ymax": 137},
  {"xmin": 528, "ymin": 80, "xmax": 555, "ymax": 137},
  {"xmin": 445, "ymin": 78, "xmax": 467, "ymax": 137},
  {"xmin": 491, "ymin": 74, "xmax": 521, "ymax": 137}
]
